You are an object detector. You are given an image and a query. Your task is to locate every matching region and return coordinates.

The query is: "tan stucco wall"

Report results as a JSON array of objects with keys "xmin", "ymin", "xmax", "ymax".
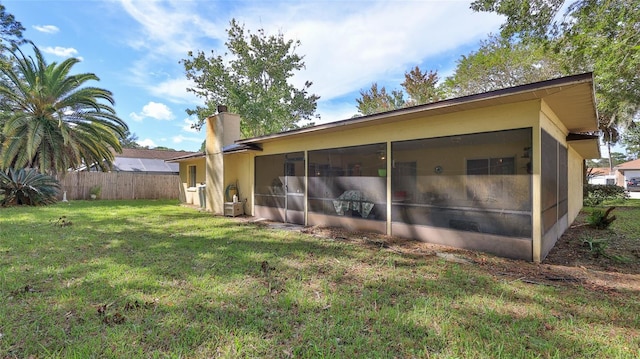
[
  {"xmin": 538, "ymin": 100, "xmax": 586, "ymax": 262},
  {"xmin": 206, "ymin": 115, "xmax": 224, "ymax": 214},
  {"xmin": 224, "ymin": 152, "xmax": 254, "ymax": 214},
  {"xmin": 205, "ymin": 112, "xmax": 244, "ymax": 214},
  {"xmin": 616, "ymin": 170, "xmax": 626, "ymax": 187},
  {"xmin": 256, "ymin": 101, "xmax": 541, "ymax": 155},
  {"xmin": 178, "ymin": 158, "xmax": 206, "ymax": 205},
  {"xmin": 540, "ymin": 101, "xmax": 569, "ymax": 144}
]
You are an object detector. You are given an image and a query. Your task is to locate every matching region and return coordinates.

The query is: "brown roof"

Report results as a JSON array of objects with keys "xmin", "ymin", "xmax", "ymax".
[
  {"xmin": 165, "ymin": 152, "xmax": 205, "ymax": 162},
  {"xmin": 165, "ymin": 143, "xmax": 264, "ymax": 163},
  {"xmin": 114, "ymin": 148, "xmax": 196, "ymax": 160},
  {"xmin": 588, "ymin": 167, "xmax": 612, "ymax": 176},
  {"xmin": 616, "ymin": 158, "xmax": 640, "ymax": 170}
]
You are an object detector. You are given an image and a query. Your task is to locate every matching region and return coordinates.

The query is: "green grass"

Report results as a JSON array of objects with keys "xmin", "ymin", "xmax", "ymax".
[{"xmin": 1, "ymin": 200, "xmax": 639, "ymax": 358}]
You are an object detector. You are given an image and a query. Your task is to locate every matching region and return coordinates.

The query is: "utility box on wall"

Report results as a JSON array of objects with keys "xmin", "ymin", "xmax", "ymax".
[{"xmin": 197, "ymin": 184, "xmax": 206, "ymax": 208}]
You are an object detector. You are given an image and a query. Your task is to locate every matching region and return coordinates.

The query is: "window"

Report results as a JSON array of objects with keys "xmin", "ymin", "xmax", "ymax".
[
  {"xmin": 254, "ymin": 152, "xmax": 305, "ymax": 224},
  {"xmin": 541, "ymin": 130, "xmax": 568, "ymax": 234},
  {"xmin": 308, "ymin": 143, "xmax": 387, "ymax": 220},
  {"xmin": 255, "ymin": 153, "xmax": 287, "ymax": 209},
  {"xmin": 467, "ymin": 157, "xmax": 515, "ymax": 175},
  {"xmin": 391, "ymin": 128, "xmax": 532, "ymax": 238},
  {"xmin": 188, "ymin": 165, "xmax": 196, "ymax": 188}
]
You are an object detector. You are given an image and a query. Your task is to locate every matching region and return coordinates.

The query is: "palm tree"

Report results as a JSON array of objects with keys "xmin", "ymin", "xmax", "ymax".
[{"xmin": 0, "ymin": 43, "xmax": 127, "ymax": 175}]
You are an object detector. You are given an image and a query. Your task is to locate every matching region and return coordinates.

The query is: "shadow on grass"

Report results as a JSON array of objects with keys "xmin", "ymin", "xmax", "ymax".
[{"xmin": 2, "ymin": 200, "xmax": 639, "ymax": 358}]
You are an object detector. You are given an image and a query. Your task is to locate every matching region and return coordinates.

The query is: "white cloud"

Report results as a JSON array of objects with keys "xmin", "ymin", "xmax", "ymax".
[
  {"xmin": 129, "ymin": 112, "xmax": 144, "ymax": 122},
  {"xmin": 121, "ymin": 0, "xmax": 503, "ymax": 109},
  {"xmin": 316, "ymin": 101, "xmax": 360, "ymax": 125},
  {"xmin": 280, "ymin": 2, "xmax": 504, "ymax": 101},
  {"xmin": 117, "ymin": 0, "xmax": 503, "ymax": 125},
  {"xmin": 123, "ymin": 58, "xmax": 202, "ymax": 106},
  {"xmin": 149, "ymin": 77, "xmax": 201, "ymax": 105},
  {"xmin": 181, "ymin": 117, "xmax": 200, "ymax": 133},
  {"xmin": 130, "ymin": 101, "xmax": 174, "ymax": 121},
  {"xmin": 118, "ymin": 0, "xmax": 223, "ymax": 56},
  {"xmin": 137, "ymin": 138, "xmax": 157, "ymax": 148},
  {"xmin": 41, "ymin": 46, "xmax": 79, "ymax": 58},
  {"xmin": 142, "ymin": 102, "xmax": 174, "ymax": 120},
  {"xmin": 116, "ymin": 0, "xmax": 221, "ymax": 107},
  {"xmin": 172, "ymin": 134, "xmax": 204, "ymax": 144},
  {"xmin": 33, "ymin": 25, "xmax": 59, "ymax": 34}
]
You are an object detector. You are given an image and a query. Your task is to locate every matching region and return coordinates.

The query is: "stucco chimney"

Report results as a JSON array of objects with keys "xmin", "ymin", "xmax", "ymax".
[
  {"xmin": 220, "ymin": 112, "xmax": 241, "ymax": 147},
  {"xmin": 204, "ymin": 106, "xmax": 241, "ymax": 214}
]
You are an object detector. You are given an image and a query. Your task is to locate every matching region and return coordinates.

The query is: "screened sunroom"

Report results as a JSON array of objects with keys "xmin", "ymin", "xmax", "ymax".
[
  {"xmin": 390, "ymin": 128, "xmax": 533, "ymax": 248},
  {"xmin": 206, "ymin": 73, "xmax": 600, "ymax": 262}
]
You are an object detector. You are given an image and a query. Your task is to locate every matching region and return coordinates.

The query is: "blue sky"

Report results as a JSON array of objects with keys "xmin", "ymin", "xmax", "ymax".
[{"xmin": 5, "ymin": 0, "xmax": 504, "ymax": 152}]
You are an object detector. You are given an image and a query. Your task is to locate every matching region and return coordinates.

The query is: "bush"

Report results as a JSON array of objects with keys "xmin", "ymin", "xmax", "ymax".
[
  {"xmin": 586, "ymin": 206, "xmax": 616, "ymax": 229},
  {"xmin": 583, "ymin": 184, "xmax": 628, "ymax": 206},
  {"xmin": 581, "ymin": 236, "xmax": 609, "ymax": 257},
  {"xmin": 0, "ymin": 168, "xmax": 61, "ymax": 206},
  {"xmin": 90, "ymin": 185, "xmax": 102, "ymax": 199}
]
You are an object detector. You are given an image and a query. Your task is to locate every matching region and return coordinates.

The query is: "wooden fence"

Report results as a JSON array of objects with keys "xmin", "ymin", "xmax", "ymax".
[{"xmin": 57, "ymin": 172, "xmax": 181, "ymax": 200}]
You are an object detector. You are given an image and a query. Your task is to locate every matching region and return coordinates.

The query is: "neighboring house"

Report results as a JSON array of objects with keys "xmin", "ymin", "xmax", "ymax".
[
  {"xmin": 587, "ymin": 167, "xmax": 616, "ymax": 185},
  {"xmin": 614, "ymin": 159, "xmax": 640, "ymax": 190},
  {"xmin": 170, "ymin": 73, "xmax": 600, "ymax": 262},
  {"xmin": 111, "ymin": 148, "xmax": 195, "ymax": 174},
  {"xmin": 84, "ymin": 148, "xmax": 195, "ymax": 174}
]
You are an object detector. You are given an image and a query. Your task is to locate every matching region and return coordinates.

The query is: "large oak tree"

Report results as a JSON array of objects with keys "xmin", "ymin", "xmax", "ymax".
[
  {"xmin": 182, "ymin": 19, "xmax": 320, "ymax": 138},
  {"xmin": 356, "ymin": 67, "xmax": 442, "ymax": 116},
  {"xmin": 355, "ymin": 83, "xmax": 405, "ymax": 116},
  {"xmin": 0, "ymin": 3, "xmax": 25, "ymax": 52},
  {"xmin": 470, "ymin": 0, "xmax": 640, "ymax": 166},
  {"xmin": 443, "ymin": 34, "xmax": 565, "ymax": 97},
  {"xmin": 0, "ymin": 3, "xmax": 25, "ymax": 153}
]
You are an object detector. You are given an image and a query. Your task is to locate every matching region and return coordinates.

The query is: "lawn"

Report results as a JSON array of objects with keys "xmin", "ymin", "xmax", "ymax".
[{"xmin": 1, "ymin": 200, "xmax": 638, "ymax": 358}]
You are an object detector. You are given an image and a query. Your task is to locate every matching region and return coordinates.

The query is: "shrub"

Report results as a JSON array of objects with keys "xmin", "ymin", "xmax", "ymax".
[
  {"xmin": 0, "ymin": 168, "xmax": 61, "ymax": 206},
  {"xmin": 90, "ymin": 185, "xmax": 102, "ymax": 199},
  {"xmin": 586, "ymin": 206, "xmax": 616, "ymax": 229},
  {"xmin": 583, "ymin": 184, "xmax": 628, "ymax": 206},
  {"xmin": 581, "ymin": 236, "xmax": 608, "ymax": 257}
]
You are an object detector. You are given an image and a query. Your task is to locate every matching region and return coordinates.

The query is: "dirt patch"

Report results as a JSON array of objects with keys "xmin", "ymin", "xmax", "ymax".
[
  {"xmin": 544, "ymin": 210, "xmax": 640, "ymax": 274},
  {"xmin": 269, "ymin": 219, "xmax": 640, "ymax": 293},
  {"xmin": 541, "ymin": 209, "xmax": 640, "ymax": 292}
]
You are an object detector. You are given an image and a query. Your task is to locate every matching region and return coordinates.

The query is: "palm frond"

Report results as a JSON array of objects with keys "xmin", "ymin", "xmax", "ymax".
[{"xmin": 0, "ymin": 43, "xmax": 128, "ymax": 175}]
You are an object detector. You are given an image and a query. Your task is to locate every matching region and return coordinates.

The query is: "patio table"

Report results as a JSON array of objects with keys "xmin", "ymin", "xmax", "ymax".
[{"xmin": 333, "ymin": 190, "xmax": 374, "ymax": 218}]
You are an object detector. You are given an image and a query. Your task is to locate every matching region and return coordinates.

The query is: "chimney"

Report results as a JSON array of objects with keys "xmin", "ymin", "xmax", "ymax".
[{"xmin": 204, "ymin": 106, "xmax": 241, "ymax": 214}]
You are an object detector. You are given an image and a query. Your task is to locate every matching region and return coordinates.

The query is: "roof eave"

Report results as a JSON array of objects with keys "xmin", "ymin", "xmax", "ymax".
[
  {"xmin": 567, "ymin": 134, "xmax": 601, "ymax": 159},
  {"xmin": 165, "ymin": 152, "xmax": 206, "ymax": 163},
  {"xmin": 236, "ymin": 73, "xmax": 597, "ymax": 145},
  {"xmin": 222, "ymin": 143, "xmax": 263, "ymax": 154}
]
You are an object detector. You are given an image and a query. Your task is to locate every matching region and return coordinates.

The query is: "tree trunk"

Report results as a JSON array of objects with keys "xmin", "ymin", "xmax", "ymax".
[{"xmin": 608, "ymin": 140, "xmax": 613, "ymax": 172}]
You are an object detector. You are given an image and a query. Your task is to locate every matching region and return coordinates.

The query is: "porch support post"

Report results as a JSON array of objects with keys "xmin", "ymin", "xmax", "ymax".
[
  {"xmin": 532, "ymin": 127, "xmax": 542, "ymax": 262},
  {"xmin": 386, "ymin": 141, "xmax": 392, "ymax": 235},
  {"xmin": 304, "ymin": 150, "xmax": 309, "ymax": 226}
]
